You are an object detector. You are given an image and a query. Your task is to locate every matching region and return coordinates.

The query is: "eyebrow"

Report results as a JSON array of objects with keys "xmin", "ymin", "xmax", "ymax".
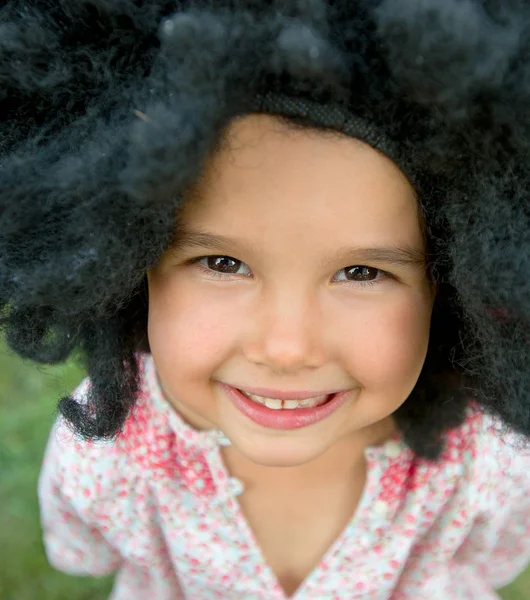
[{"xmin": 170, "ymin": 229, "xmax": 426, "ymax": 270}]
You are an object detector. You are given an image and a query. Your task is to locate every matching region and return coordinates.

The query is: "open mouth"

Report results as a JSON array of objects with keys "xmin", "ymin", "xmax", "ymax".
[
  {"xmin": 238, "ymin": 390, "xmax": 334, "ymax": 410},
  {"xmin": 222, "ymin": 384, "xmax": 351, "ymax": 430}
]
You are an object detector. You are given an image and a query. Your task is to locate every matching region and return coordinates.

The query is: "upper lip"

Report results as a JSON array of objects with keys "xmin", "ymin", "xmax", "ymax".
[{"xmin": 229, "ymin": 385, "xmax": 345, "ymax": 400}]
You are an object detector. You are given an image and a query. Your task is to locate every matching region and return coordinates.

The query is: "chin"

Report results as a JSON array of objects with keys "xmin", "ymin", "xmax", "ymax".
[{"xmin": 230, "ymin": 434, "xmax": 328, "ymax": 469}]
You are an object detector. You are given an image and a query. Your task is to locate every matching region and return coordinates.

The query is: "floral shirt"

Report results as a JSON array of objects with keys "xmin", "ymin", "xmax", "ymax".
[{"xmin": 38, "ymin": 353, "xmax": 530, "ymax": 599}]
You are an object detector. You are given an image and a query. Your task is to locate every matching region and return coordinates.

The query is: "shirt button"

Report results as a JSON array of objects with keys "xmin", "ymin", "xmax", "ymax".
[
  {"xmin": 385, "ymin": 441, "xmax": 402, "ymax": 459},
  {"xmin": 373, "ymin": 499, "xmax": 390, "ymax": 516},
  {"xmin": 228, "ymin": 477, "xmax": 244, "ymax": 496},
  {"xmin": 217, "ymin": 432, "xmax": 232, "ymax": 446},
  {"xmin": 359, "ymin": 535, "xmax": 372, "ymax": 547}
]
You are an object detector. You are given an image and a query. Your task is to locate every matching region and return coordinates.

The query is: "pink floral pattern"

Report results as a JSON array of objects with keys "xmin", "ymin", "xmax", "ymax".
[{"xmin": 38, "ymin": 353, "xmax": 530, "ymax": 599}]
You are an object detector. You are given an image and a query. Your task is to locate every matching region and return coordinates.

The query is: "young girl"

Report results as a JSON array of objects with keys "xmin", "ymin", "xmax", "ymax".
[{"xmin": 1, "ymin": 1, "xmax": 529, "ymax": 598}]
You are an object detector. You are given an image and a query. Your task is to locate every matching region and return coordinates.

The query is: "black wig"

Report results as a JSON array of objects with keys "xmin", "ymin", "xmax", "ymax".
[{"xmin": 1, "ymin": 0, "xmax": 529, "ymax": 460}]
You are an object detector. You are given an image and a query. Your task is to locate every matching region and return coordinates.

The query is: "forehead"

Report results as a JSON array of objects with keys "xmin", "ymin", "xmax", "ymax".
[{"xmin": 180, "ymin": 114, "xmax": 424, "ymax": 251}]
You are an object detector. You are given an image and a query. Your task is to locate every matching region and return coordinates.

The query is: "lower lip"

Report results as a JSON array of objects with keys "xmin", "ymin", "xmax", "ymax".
[{"xmin": 221, "ymin": 384, "xmax": 352, "ymax": 430}]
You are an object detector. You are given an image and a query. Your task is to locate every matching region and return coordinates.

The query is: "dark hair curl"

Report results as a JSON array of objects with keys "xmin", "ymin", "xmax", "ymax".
[{"xmin": 1, "ymin": 0, "xmax": 529, "ymax": 460}]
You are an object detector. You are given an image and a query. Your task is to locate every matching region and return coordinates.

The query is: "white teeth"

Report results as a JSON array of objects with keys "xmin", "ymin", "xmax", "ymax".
[
  {"xmin": 242, "ymin": 391, "xmax": 329, "ymax": 410},
  {"xmin": 283, "ymin": 400, "xmax": 300, "ymax": 409},
  {"xmin": 264, "ymin": 398, "xmax": 283, "ymax": 410}
]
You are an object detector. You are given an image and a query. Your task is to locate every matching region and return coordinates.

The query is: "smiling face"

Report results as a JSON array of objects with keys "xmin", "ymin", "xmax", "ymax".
[{"xmin": 147, "ymin": 114, "xmax": 435, "ymax": 469}]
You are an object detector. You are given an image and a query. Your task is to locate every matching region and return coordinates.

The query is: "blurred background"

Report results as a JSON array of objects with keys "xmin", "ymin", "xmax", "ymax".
[{"xmin": 0, "ymin": 338, "xmax": 529, "ymax": 600}]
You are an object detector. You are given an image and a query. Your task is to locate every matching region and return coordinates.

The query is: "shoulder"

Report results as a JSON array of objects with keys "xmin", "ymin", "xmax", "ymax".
[
  {"xmin": 44, "ymin": 377, "xmax": 134, "ymax": 506},
  {"xmin": 43, "ymin": 354, "xmax": 181, "ymax": 507},
  {"xmin": 473, "ymin": 408, "xmax": 530, "ymax": 487},
  {"xmin": 453, "ymin": 404, "xmax": 530, "ymax": 508},
  {"xmin": 403, "ymin": 405, "xmax": 530, "ymax": 502}
]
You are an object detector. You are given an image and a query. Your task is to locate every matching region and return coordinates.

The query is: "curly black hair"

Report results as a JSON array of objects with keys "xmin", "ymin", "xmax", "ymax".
[{"xmin": 1, "ymin": 0, "xmax": 529, "ymax": 460}]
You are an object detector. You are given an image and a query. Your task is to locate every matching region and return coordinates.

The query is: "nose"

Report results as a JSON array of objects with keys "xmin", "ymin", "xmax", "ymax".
[{"xmin": 244, "ymin": 289, "xmax": 326, "ymax": 374}]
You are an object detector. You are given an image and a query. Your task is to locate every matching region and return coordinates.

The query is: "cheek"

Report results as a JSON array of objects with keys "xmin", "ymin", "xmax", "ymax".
[
  {"xmin": 147, "ymin": 274, "xmax": 238, "ymax": 378},
  {"xmin": 343, "ymin": 293, "xmax": 432, "ymax": 388}
]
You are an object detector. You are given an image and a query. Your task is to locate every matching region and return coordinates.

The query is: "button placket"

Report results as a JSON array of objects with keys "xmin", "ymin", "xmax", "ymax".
[
  {"xmin": 213, "ymin": 431, "xmax": 245, "ymax": 504},
  {"xmin": 202, "ymin": 437, "xmax": 245, "ymax": 515},
  {"xmin": 361, "ymin": 444, "xmax": 412, "ymax": 549}
]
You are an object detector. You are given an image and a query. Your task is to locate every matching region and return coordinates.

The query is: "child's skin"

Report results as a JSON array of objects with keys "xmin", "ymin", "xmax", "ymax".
[
  {"xmin": 147, "ymin": 113, "xmax": 435, "ymax": 474},
  {"xmin": 150, "ymin": 113, "xmax": 435, "ymax": 593}
]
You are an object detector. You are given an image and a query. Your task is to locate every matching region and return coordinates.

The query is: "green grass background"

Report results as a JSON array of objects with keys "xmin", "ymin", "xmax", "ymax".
[{"xmin": 1, "ymin": 339, "xmax": 528, "ymax": 600}]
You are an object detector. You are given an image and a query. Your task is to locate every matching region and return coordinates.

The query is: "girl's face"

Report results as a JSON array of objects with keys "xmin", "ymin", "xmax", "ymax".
[{"xmin": 147, "ymin": 114, "xmax": 435, "ymax": 468}]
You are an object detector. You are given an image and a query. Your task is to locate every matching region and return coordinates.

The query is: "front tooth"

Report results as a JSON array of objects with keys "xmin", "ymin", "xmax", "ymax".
[
  {"xmin": 283, "ymin": 400, "xmax": 299, "ymax": 409},
  {"xmin": 264, "ymin": 398, "xmax": 283, "ymax": 410},
  {"xmin": 242, "ymin": 391, "xmax": 329, "ymax": 409}
]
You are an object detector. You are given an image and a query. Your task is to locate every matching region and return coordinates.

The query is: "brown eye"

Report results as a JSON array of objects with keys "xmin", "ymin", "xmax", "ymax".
[
  {"xmin": 345, "ymin": 266, "xmax": 379, "ymax": 281},
  {"xmin": 206, "ymin": 256, "xmax": 241, "ymax": 273},
  {"xmin": 192, "ymin": 255, "xmax": 252, "ymax": 278},
  {"xmin": 332, "ymin": 265, "xmax": 389, "ymax": 288}
]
